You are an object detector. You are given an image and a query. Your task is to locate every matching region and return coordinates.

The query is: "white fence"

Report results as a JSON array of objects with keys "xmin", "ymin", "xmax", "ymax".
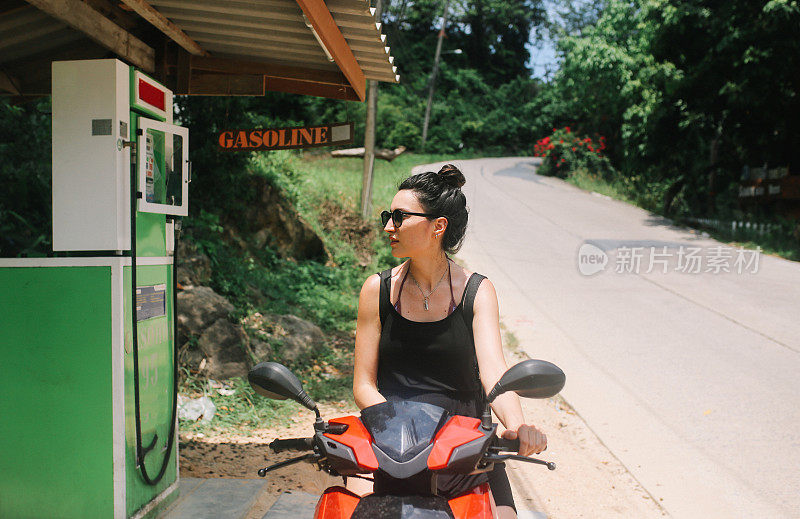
[{"xmin": 685, "ymin": 217, "xmax": 781, "ymax": 237}]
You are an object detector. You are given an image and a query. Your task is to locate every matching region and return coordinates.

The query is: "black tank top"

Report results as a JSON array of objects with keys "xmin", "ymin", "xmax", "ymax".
[
  {"xmin": 374, "ymin": 267, "xmax": 489, "ymax": 497},
  {"xmin": 376, "ymin": 267, "xmax": 487, "ymax": 417}
]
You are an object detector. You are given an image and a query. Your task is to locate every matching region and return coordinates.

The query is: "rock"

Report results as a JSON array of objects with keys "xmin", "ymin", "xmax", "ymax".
[
  {"xmin": 232, "ymin": 176, "xmax": 326, "ymax": 261},
  {"xmin": 176, "ymin": 240, "xmax": 212, "ymax": 287},
  {"xmin": 181, "ymin": 346, "xmax": 205, "ymax": 372},
  {"xmin": 247, "ymin": 339, "xmax": 273, "ymax": 363},
  {"xmin": 239, "ymin": 312, "xmax": 325, "ymax": 364},
  {"xmin": 177, "ymin": 286, "xmax": 235, "ymax": 338},
  {"xmin": 197, "ymin": 319, "xmax": 251, "ymax": 379},
  {"xmin": 176, "ymin": 285, "xmax": 250, "ymax": 379},
  {"xmin": 273, "ymin": 314, "xmax": 324, "ymax": 362}
]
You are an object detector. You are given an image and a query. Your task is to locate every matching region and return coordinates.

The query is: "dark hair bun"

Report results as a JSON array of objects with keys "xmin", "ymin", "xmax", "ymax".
[{"xmin": 437, "ymin": 164, "xmax": 466, "ymax": 188}]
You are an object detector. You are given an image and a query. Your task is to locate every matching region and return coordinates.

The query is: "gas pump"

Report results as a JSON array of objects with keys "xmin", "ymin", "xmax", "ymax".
[{"xmin": 0, "ymin": 59, "xmax": 189, "ymax": 518}]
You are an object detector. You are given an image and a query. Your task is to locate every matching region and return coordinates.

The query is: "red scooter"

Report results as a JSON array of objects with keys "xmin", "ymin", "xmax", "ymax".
[{"xmin": 248, "ymin": 359, "xmax": 565, "ymax": 519}]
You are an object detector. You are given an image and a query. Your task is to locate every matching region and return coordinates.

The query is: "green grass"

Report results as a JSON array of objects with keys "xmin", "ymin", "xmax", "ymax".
[
  {"xmin": 179, "ymin": 372, "xmax": 299, "ymax": 434},
  {"xmin": 564, "ymin": 167, "xmax": 633, "ymax": 203},
  {"xmin": 291, "ymin": 152, "xmax": 482, "ymax": 221},
  {"xmin": 190, "ymin": 151, "xmax": 469, "ymax": 332},
  {"xmin": 672, "ymin": 220, "xmax": 800, "ymax": 262}
]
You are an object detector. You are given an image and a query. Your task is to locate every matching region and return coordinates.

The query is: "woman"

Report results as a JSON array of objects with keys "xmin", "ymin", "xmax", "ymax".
[{"xmin": 352, "ymin": 164, "xmax": 547, "ymax": 519}]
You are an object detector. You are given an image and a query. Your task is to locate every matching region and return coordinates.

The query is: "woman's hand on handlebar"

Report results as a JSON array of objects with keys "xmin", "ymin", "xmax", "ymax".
[
  {"xmin": 501, "ymin": 424, "xmax": 547, "ymax": 456},
  {"xmin": 269, "ymin": 437, "xmax": 314, "ymax": 453}
]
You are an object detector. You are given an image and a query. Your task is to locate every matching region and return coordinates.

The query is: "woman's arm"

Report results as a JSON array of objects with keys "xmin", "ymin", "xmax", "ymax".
[
  {"xmin": 353, "ymin": 274, "xmax": 388, "ymax": 410},
  {"xmin": 472, "ymin": 279, "xmax": 547, "ymax": 456}
]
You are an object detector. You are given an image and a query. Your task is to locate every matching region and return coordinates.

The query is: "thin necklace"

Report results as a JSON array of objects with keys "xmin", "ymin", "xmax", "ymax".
[{"xmin": 409, "ymin": 259, "xmax": 449, "ymax": 311}]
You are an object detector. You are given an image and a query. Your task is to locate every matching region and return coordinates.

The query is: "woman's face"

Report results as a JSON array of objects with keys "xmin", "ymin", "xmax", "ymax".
[{"xmin": 385, "ymin": 189, "xmax": 447, "ymax": 258}]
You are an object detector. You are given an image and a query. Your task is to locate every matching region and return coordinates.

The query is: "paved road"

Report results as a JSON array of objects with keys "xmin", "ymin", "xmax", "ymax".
[{"xmin": 413, "ymin": 158, "xmax": 800, "ymax": 519}]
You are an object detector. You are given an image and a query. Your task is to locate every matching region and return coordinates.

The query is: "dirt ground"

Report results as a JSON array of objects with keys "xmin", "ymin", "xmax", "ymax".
[{"xmin": 501, "ymin": 394, "xmax": 667, "ymax": 518}]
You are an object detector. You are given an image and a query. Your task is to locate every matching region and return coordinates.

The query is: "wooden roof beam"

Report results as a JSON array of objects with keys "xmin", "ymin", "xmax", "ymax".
[
  {"xmin": 187, "ymin": 55, "xmax": 350, "ymax": 86},
  {"xmin": 295, "ymin": 0, "xmax": 365, "ymax": 101},
  {"xmin": 188, "ymin": 72, "xmax": 263, "ymax": 96},
  {"xmin": 265, "ymin": 76, "xmax": 359, "ymax": 101},
  {"xmin": 184, "ymin": 73, "xmax": 358, "ymax": 101},
  {"xmin": 169, "ymin": 54, "xmax": 356, "ymax": 100},
  {"xmin": 24, "ymin": 0, "xmax": 154, "ymax": 72},
  {"xmin": 118, "ymin": 0, "xmax": 207, "ymax": 56}
]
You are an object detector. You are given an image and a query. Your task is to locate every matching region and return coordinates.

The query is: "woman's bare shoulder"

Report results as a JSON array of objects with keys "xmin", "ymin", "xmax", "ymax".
[
  {"xmin": 473, "ymin": 276, "xmax": 498, "ymax": 309},
  {"xmin": 360, "ymin": 273, "xmax": 381, "ymax": 299}
]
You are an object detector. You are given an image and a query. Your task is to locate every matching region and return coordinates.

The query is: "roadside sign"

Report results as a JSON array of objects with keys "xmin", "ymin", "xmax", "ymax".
[{"xmin": 217, "ymin": 122, "xmax": 353, "ymax": 151}]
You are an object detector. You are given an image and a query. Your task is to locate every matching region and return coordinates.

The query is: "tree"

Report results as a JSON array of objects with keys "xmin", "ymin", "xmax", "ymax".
[
  {"xmin": 0, "ymin": 98, "xmax": 52, "ymax": 256},
  {"xmin": 547, "ymin": 0, "xmax": 677, "ymax": 168},
  {"xmin": 648, "ymin": 0, "xmax": 800, "ymax": 168},
  {"xmin": 644, "ymin": 0, "xmax": 800, "ymax": 213}
]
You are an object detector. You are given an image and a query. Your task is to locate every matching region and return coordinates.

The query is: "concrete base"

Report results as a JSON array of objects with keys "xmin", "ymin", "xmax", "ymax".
[
  {"xmin": 261, "ymin": 492, "xmax": 319, "ymax": 519},
  {"xmin": 158, "ymin": 478, "xmax": 266, "ymax": 519}
]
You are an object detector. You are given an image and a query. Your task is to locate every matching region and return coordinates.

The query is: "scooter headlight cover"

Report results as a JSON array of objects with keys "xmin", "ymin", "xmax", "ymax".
[{"xmin": 360, "ymin": 400, "xmax": 449, "ymax": 462}]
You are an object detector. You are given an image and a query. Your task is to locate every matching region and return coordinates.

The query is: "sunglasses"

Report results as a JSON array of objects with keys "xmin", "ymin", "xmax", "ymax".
[{"xmin": 381, "ymin": 208, "xmax": 439, "ymax": 228}]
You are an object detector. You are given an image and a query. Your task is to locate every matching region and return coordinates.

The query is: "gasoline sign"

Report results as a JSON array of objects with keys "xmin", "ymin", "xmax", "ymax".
[{"xmin": 217, "ymin": 122, "xmax": 353, "ymax": 151}]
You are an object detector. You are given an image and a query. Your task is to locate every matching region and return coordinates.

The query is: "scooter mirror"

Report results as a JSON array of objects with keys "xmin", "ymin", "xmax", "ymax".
[
  {"xmin": 486, "ymin": 360, "xmax": 565, "ymax": 403},
  {"xmin": 248, "ymin": 362, "xmax": 318, "ymax": 413}
]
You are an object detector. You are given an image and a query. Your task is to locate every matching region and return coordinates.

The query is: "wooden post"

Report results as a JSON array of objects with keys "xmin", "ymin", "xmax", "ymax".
[
  {"xmin": 360, "ymin": 0, "xmax": 382, "ymax": 220},
  {"xmin": 421, "ymin": 0, "xmax": 450, "ymax": 148}
]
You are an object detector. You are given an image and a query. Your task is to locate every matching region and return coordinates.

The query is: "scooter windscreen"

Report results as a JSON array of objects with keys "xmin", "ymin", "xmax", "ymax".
[{"xmin": 360, "ymin": 400, "xmax": 450, "ymax": 462}]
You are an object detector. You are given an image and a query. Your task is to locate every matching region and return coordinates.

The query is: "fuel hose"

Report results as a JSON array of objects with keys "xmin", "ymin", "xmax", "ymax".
[{"xmin": 130, "ymin": 138, "xmax": 179, "ymax": 486}]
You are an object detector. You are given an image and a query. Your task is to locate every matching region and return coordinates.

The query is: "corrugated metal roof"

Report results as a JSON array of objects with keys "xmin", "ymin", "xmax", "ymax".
[
  {"xmin": 0, "ymin": 0, "xmax": 398, "ymax": 98},
  {"xmin": 150, "ymin": 0, "xmax": 398, "ymax": 83}
]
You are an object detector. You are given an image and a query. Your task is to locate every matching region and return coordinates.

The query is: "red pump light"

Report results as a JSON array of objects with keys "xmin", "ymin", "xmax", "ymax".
[
  {"xmin": 138, "ymin": 78, "xmax": 165, "ymax": 112},
  {"xmin": 427, "ymin": 416, "xmax": 484, "ymax": 470}
]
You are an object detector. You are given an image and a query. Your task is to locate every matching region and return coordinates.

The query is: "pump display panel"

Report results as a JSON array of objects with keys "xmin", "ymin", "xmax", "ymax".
[{"xmin": 137, "ymin": 118, "xmax": 189, "ymax": 216}]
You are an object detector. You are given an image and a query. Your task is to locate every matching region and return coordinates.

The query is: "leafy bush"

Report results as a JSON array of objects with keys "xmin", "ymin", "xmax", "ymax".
[
  {"xmin": 0, "ymin": 98, "xmax": 52, "ymax": 257},
  {"xmin": 534, "ymin": 127, "xmax": 612, "ymax": 179}
]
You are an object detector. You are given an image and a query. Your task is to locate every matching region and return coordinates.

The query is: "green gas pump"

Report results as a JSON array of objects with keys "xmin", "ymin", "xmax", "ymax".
[{"xmin": 0, "ymin": 59, "xmax": 189, "ymax": 518}]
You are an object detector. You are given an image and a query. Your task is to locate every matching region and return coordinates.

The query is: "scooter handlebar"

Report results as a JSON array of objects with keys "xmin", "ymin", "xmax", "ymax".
[
  {"xmin": 486, "ymin": 437, "xmax": 555, "ymax": 470},
  {"xmin": 269, "ymin": 437, "xmax": 314, "ymax": 453},
  {"xmin": 494, "ymin": 437, "xmax": 520, "ymax": 452}
]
